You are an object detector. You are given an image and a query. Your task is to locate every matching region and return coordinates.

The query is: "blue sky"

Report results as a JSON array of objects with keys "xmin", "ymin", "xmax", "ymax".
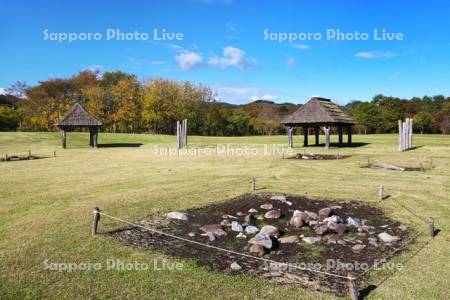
[{"xmin": 1, "ymin": 0, "xmax": 449, "ymax": 104}]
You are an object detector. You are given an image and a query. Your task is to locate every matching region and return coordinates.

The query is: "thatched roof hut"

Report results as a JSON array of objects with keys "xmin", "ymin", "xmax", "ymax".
[
  {"xmin": 57, "ymin": 103, "xmax": 101, "ymax": 148},
  {"xmin": 281, "ymin": 97, "xmax": 356, "ymax": 147}
]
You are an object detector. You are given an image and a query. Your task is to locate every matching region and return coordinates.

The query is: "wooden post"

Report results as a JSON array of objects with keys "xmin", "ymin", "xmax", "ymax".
[
  {"xmin": 347, "ymin": 126, "xmax": 352, "ymax": 145},
  {"xmin": 184, "ymin": 119, "xmax": 188, "ymax": 147},
  {"xmin": 428, "ymin": 217, "xmax": 435, "ymax": 237},
  {"xmin": 28, "ymin": 150, "xmax": 31, "ymax": 158},
  {"xmin": 303, "ymin": 126, "xmax": 308, "ymax": 147},
  {"xmin": 92, "ymin": 207, "xmax": 101, "ymax": 236},
  {"xmin": 338, "ymin": 126, "xmax": 343, "ymax": 146},
  {"xmin": 409, "ymin": 118, "xmax": 413, "ymax": 149},
  {"xmin": 176, "ymin": 121, "xmax": 180, "ymax": 150},
  {"xmin": 61, "ymin": 129, "xmax": 67, "ymax": 149},
  {"xmin": 323, "ymin": 126, "xmax": 330, "ymax": 149},
  {"xmin": 93, "ymin": 127, "xmax": 98, "ymax": 148},
  {"xmin": 252, "ymin": 177, "xmax": 256, "ymax": 191},
  {"xmin": 53, "ymin": 151, "xmax": 56, "ymax": 157},
  {"xmin": 314, "ymin": 126, "xmax": 319, "ymax": 145},
  {"xmin": 379, "ymin": 185, "xmax": 384, "ymax": 200},
  {"xmin": 347, "ymin": 273, "xmax": 358, "ymax": 300},
  {"xmin": 5, "ymin": 154, "xmax": 8, "ymax": 161},
  {"xmin": 398, "ymin": 120, "xmax": 403, "ymax": 151},
  {"xmin": 287, "ymin": 127, "xmax": 293, "ymax": 148}
]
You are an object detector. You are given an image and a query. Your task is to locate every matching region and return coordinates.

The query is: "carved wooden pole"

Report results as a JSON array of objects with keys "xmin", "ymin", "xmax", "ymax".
[
  {"xmin": 323, "ymin": 126, "xmax": 330, "ymax": 149},
  {"xmin": 398, "ymin": 120, "xmax": 403, "ymax": 151},
  {"xmin": 176, "ymin": 121, "xmax": 180, "ymax": 150},
  {"xmin": 92, "ymin": 207, "xmax": 101, "ymax": 236}
]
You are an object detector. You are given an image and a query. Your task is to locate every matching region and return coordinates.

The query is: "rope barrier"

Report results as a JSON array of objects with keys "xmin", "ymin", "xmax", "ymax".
[{"xmin": 99, "ymin": 211, "xmax": 351, "ymax": 280}]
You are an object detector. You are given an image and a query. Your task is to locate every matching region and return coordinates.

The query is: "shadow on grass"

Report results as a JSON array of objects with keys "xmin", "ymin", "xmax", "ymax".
[
  {"xmin": 305, "ymin": 142, "xmax": 370, "ymax": 148},
  {"xmin": 98, "ymin": 143, "xmax": 143, "ymax": 148}
]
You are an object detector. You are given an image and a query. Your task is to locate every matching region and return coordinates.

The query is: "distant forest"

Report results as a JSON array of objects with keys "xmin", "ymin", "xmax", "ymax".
[{"xmin": 1, "ymin": 70, "xmax": 449, "ymax": 135}]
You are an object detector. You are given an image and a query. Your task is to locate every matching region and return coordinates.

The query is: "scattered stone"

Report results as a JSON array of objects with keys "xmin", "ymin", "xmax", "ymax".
[
  {"xmin": 249, "ymin": 233, "xmax": 273, "ymax": 249},
  {"xmin": 289, "ymin": 216, "xmax": 304, "ymax": 228},
  {"xmin": 323, "ymin": 215, "xmax": 343, "ymax": 224},
  {"xmin": 305, "ymin": 211, "xmax": 319, "ymax": 220},
  {"xmin": 380, "ymin": 224, "xmax": 389, "ymax": 228},
  {"xmin": 230, "ymin": 262, "xmax": 242, "ymax": 271},
  {"xmin": 249, "ymin": 244, "xmax": 265, "ymax": 257},
  {"xmin": 368, "ymin": 237, "xmax": 379, "ymax": 247},
  {"xmin": 260, "ymin": 225, "xmax": 279, "ymax": 237},
  {"xmin": 399, "ymin": 224, "xmax": 408, "ymax": 231},
  {"xmin": 188, "ymin": 232, "xmax": 196, "ymax": 237},
  {"xmin": 302, "ymin": 237, "xmax": 321, "ymax": 244},
  {"xmin": 270, "ymin": 195, "xmax": 292, "ymax": 206},
  {"xmin": 309, "ymin": 220, "xmax": 318, "ymax": 226},
  {"xmin": 357, "ymin": 225, "xmax": 373, "ymax": 233},
  {"xmin": 265, "ymin": 209, "xmax": 281, "ymax": 219},
  {"xmin": 166, "ymin": 211, "xmax": 188, "ymax": 221},
  {"xmin": 236, "ymin": 232, "xmax": 247, "ymax": 239},
  {"xmin": 248, "ymin": 208, "xmax": 258, "ymax": 213},
  {"xmin": 346, "ymin": 216, "xmax": 362, "ymax": 226},
  {"xmin": 314, "ymin": 224, "xmax": 328, "ymax": 235},
  {"xmin": 244, "ymin": 214, "xmax": 255, "ymax": 225},
  {"xmin": 279, "ymin": 235, "xmax": 300, "ymax": 244},
  {"xmin": 231, "ymin": 221, "xmax": 244, "ymax": 232},
  {"xmin": 328, "ymin": 234, "xmax": 340, "ymax": 244},
  {"xmin": 327, "ymin": 222, "xmax": 346, "ymax": 235},
  {"xmin": 222, "ymin": 214, "xmax": 238, "ymax": 219},
  {"xmin": 352, "ymin": 244, "xmax": 366, "ymax": 253},
  {"xmin": 200, "ymin": 224, "xmax": 227, "ymax": 237},
  {"xmin": 378, "ymin": 232, "xmax": 400, "ymax": 243},
  {"xmin": 329, "ymin": 205, "xmax": 343, "ymax": 210},
  {"xmin": 256, "ymin": 215, "xmax": 264, "ymax": 220},
  {"xmin": 201, "ymin": 232, "xmax": 216, "ymax": 241},
  {"xmin": 236, "ymin": 212, "xmax": 245, "ymax": 216},
  {"xmin": 260, "ymin": 203, "xmax": 273, "ymax": 210},
  {"xmin": 318, "ymin": 208, "xmax": 332, "ymax": 219},
  {"xmin": 337, "ymin": 240, "xmax": 347, "ymax": 245},
  {"xmin": 245, "ymin": 225, "xmax": 259, "ymax": 235},
  {"xmin": 220, "ymin": 219, "xmax": 230, "ymax": 227}
]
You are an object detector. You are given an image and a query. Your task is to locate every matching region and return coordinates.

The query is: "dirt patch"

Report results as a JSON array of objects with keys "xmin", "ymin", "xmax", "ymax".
[
  {"xmin": 112, "ymin": 193, "xmax": 411, "ymax": 296},
  {"xmin": 288, "ymin": 153, "xmax": 351, "ymax": 160},
  {"xmin": 0, "ymin": 155, "xmax": 47, "ymax": 162},
  {"xmin": 367, "ymin": 162, "xmax": 432, "ymax": 172}
]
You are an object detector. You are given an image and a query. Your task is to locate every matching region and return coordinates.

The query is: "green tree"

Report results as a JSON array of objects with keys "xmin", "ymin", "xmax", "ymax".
[{"xmin": 414, "ymin": 111, "xmax": 435, "ymax": 134}]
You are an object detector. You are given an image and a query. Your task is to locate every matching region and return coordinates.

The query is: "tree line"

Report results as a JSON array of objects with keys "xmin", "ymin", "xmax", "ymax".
[{"xmin": 1, "ymin": 70, "xmax": 449, "ymax": 134}]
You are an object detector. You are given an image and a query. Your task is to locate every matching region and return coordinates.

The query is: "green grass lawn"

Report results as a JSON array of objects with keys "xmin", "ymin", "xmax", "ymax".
[{"xmin": 0, "ymin": 132, "xmax": 449, "ymax": 299}]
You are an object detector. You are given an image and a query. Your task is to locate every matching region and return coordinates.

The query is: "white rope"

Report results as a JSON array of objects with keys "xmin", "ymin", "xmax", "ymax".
[{"xmin": 99, "ymin": 211, "xmax": 352, "ymax": 280}]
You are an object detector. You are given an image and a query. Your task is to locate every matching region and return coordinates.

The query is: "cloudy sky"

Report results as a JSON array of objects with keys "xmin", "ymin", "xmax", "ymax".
[{"xmin": 1, "ymin": 0, "xmax": 449, "ymax": 104}]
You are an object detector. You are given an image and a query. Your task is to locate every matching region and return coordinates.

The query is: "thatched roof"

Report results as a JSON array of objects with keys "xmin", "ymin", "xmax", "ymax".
[
  {"xmin": 57, "ymin": 103, "xmax": 101, "ymax": 127},
  {"xmin": 281, "ymin": 97, "xmax": 356, "ymax": 126}
]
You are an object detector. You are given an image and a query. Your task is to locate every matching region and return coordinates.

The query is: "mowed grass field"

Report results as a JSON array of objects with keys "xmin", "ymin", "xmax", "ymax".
[{"xmin": 0, "ymin": 132, "xmax": 449, "ymax": 299}]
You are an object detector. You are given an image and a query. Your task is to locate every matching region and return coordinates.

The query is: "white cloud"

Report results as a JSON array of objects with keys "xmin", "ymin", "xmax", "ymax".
[
  {"xmin": 293, "ymin": 44, "xmax": 311, "ymax": 50},
  {"xmin": 354, "ymin": 51, "xmax": 396, "ymax": 59},
  {"xmin": 213, "ymin": 85, "xmax": 261, "ymax": 104},
  {"xmin": 286, "ymin": 57, "xmax": 297, "ymax": 68},
  {"xmin": 249, "ymin": 94, "xmax": 279, "ymax": 101},
  {"xmin": 175, "ymin": 51, "xmax": 203, "ymax": 71},
  {"xmin": 209, "ymin": 46, "xmax": 255, "ymax": 71},
  {"xmin": 0, "ymin": 88, "xmax": 6, "ymax": 95}
]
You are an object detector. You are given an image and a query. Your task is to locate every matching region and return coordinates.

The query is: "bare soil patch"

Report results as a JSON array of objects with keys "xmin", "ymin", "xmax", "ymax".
[{"xmin": 112, "ymin": 193, "xmax": 411, "ymax": 296}]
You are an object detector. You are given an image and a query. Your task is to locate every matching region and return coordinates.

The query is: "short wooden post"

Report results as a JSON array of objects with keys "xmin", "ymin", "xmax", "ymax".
[
  {"xmin": 252, "ymin": 177, "xmax": 256, "ymax": 191},
  {"xmin": 61, "ymin": 129, "xmax": 67, "ymax": 149},
  {"xmin": 347, "ymin": 273, "xmax": 358, "ymax": 300},
  {"xmin": 357, "ymin": 160, "xmax": 360, "ymax": 168},
  {"xmin": 428, "ymin": 217, "xmax": 435, "ymax": 237},
  {"xmin": 5, "ymin": 154, "xmax": 8, "ymax": 161},
  {"xmin": 398, "ymin": 120, "xmax": 403, "ymax": 151},
  {"xmin": 336, "ymin": 152, "xmax": 340, "ymax": 160},
  {"xmin": 420, "ymin": 163, "xmax": 424, "ymax": 172},
  {"xmin": 184, "ymin": 119, "xmax": 188, "ymax": 147},
  {"xmin": 92, "ymin": 207, "xmax": 101, "ymax": 236},
  {"xmin": 28, "ymin": 150, "xmax": 31, "ymax": 158},
  {"xmin": 176, "ymin": 121, "xmax": 180, "ymax": 150},
  {"xmin": 53, "ymin": 151, "xmax": 56, "ymax": 157},
  {"xmin": 379, "ymin": 185, "xmax": 384, "ymax": 200}
]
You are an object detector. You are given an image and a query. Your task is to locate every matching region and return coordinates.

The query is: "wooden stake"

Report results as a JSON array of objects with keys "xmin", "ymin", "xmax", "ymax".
[
  {"xmin": 28, "ymin": 150, "xmax": 31, "ymax": 158},
  {"xmin": 92, "ymin": 207, "xmax": 101, "ymax": 236},
  {"xmin": 347, "ymin": 273, "xmax": 358, "ymax": 300},
  {"xmin": 398, "ymin": 120, "xmax": 403, "ymax": 151},
  {"xmin": 252, "ymin": 177, "xmax": 256, "ymax": 192},
  {"xmin": 379, "ymin": 185, "xmax": 384, "ymax": 200},
  {"xmin": 428, "ymin": 217, "xmax": 435, "ymax": 237},
  {"xmin": 53, "ymin": 151, "xmax": 56, "ymax": 157},
  {"xmin": 420, "ymin": 162, "xmax": 424, "ymax": 172}
]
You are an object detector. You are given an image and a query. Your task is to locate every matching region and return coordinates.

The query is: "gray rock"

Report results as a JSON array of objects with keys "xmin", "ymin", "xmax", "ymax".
[
  {"xmin": 346, "ymin": 217, "xmax": 362, "ymax": 226},
  {"xmin": 314, "ymin": 224, "xmax": 328, "ymax": 235},
  {"xmin": 352, "ymin": 244, "xmax": 366, "ymax": 253},
  {"xmin": 236, "ymin": 212, "xmax": 245, "ymax": 216},
  {"xmin": 265, "ymin": 209, "xmax": 281, "ymax": 219},
  {"xmin": 188, "ymin": 232, "xmax": 196, "ymax": 237},
  {"xmin": 231, "ymin": 221, "xmax": 243, "ymax": 232},
  {"xmin": 328, "ymin": 222, "xmax": 346, "ymax": 235},
  {"xmin": 220, "ymin": 219, "xmax": 230, "ymax": 227},
  {"xmin": 236, "ymin": 232, "xmax": 247, "ymax": 239},
  {"xmin": 289, "ymin": 216, "xmax": 304, "ymax": 228},
  {"xmin": 249, "ymin": 244, "xmax": 265, "ymax": 257},
  {"xmin": 318, "ymin": 208, "xmax": 332, "ymax": 219},
  {"xmin": 270, "ymin": 195, "xmax": 286, "ymax": 201},
  {"xmin": 378, "ymin": 232, "xmax": 400, "ymax": 243},
  {"xmin": 368, "ymin": 237, "xmax": 379, "ymax": 247},
  {"xmin": 302, "ymin": 237, "xmax": 321, "ymax": 244},
  {"xmin": 230, "ymin": 262, "xmax": 242, "ymax": 271},
  {"xmin": 323, "ymin": 215, "xmax": 343, "ymax": 224},
  {"xmin": 222, "ymin": 214, "xmax": 238, "ymax": 219},
  {"xmin": 200, "ymin": 224, "xmax": 227, "ymax": 237},
  {"xmin": 245, "ymin": 225, "xmax": 259, "ymax": 234},
  {"xmin": 260, "ymin": 203, "xmax": 273, "ymax": 210},
  {"xmin": 167, "ymin": 212, "xmax": 188, "ymax": 221},
  {"xmin": 249, "ymin": 233, "xmax": 273, "ymax": 249},
  {"xmin": 279, "ymin": 235, "xmax": 300, "ymax": 244},
  {"xmin": 201, "ymin": 232, "xmax": 216, "ymax": 241},
  {"xmin": 244, "ymin": 214, "xmax": 255, "ymax": 225},
  {"xmin": 399, "ymin": 224, "xmax": 408, "ymax": 231},
  {"xmin": 260, "ymin": 225, "xmax": 279, "ymax": 237},
  {"xmin": 248, "ymin": 208, "xmax": 258, "ymax": 213}
]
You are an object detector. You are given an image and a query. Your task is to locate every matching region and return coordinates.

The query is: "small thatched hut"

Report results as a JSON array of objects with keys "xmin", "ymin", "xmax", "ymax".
[
  {"xmin": 281, "ymin": 97, "xmax": 356, "ymax": 147},
  {"xmin": 57, "ymin": 103, "xmax": 102, "ymax": 148}
]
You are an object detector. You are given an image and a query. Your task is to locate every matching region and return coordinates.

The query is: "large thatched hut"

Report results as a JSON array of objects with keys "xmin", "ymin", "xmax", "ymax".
[
  {"xmin": 57, "ymin": 103, "xmax": 102, "ymax": 148},
  {"xmin": 281, "ymin": 97, "xmax": 356, "ymax": 147}
]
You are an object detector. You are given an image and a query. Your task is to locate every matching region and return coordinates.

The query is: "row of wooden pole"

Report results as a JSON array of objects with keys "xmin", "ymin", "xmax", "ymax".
[
  {"xmin": 398, "ymin": 118, "xmax": 413, "ymax": 151},
  {"xmin": 176, "ymin": 119, "xmax": 188, "ymax": 150}
]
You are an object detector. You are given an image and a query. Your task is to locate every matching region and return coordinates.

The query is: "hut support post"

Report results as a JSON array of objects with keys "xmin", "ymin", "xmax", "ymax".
[
  {"xmin": 92, "ymin": 127, "xmax": 98, "ymax": 148},
  {"xmin": 338, "ymin": 126, "xmax": 343, "ymax": 146},
  {"xmin": 347, "ymin": 126, "xmax": 352, "ymax": 145},
  {"xmin": 314, "ymin": 126, "xmax": 319, "ymax": 145},
  {"xmin": 287, "ymin": 127, "xmax": 293, "ymax": 148},
  {"xmin": 303, "ymin": 126, "xmax": 308, "ymax": 147},
  {"xmin": 60, "ymin": 129, "xmax": 67, "ymax": 149},
  {"xmin": 323, "ymin": 126, "xmax": 330, "ymax": 149}
]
